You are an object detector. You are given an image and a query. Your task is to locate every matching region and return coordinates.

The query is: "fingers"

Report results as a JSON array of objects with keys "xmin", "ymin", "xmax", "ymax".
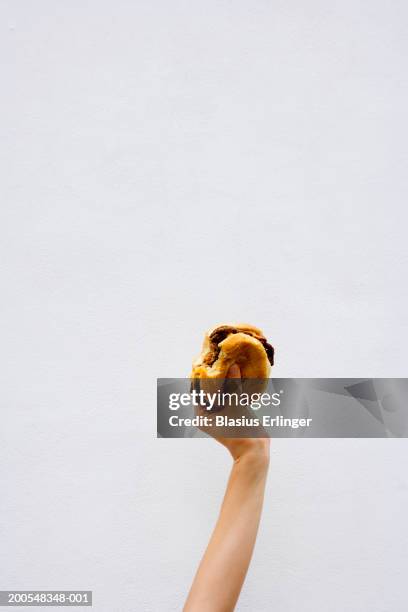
[{"xmin": 227, "ymin": 363, "xmax": 241, "ymax": 379}]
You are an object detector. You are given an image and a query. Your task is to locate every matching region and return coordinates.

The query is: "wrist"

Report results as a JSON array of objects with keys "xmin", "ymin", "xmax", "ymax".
[{"xmin": 232, "ymin": 439, "xmax": 270, "ymax": 468}]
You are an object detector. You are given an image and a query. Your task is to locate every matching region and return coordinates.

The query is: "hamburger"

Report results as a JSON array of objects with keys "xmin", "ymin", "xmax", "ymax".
[{"xmin": 191, "ymin": 323, "xmax": 274, "ymax": 379}]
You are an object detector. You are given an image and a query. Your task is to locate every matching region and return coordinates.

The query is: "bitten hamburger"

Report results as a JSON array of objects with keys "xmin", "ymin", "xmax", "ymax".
[{"xmin": 191, "ymin": 323, "xmax": 274, "ymax": 379}]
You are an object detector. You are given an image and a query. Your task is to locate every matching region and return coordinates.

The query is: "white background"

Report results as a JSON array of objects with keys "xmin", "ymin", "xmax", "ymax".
[{"xmin": 1, "ymin": 1, "xmax": 408, "ymax": 610}]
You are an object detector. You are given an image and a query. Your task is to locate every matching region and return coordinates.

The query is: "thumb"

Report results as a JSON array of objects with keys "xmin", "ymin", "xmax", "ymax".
[{"xmin": 224, "ymin": 363, "xmax": 242, "ymax": 398}]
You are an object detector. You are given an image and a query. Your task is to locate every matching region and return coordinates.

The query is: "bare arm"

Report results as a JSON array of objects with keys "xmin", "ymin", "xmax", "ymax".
[{"xmin": 184, "ymin": 365, "xmax": 270, "ymax": 612}]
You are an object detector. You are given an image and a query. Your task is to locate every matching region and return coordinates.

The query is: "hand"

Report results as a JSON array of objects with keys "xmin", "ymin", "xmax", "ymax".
[
  {"xmin": 195, "ymin": 363, "xmax": 270, "ymax": 465},
  {"xmin": 216, "ymin": 364, "xmax": 270, "ymax": 465}
]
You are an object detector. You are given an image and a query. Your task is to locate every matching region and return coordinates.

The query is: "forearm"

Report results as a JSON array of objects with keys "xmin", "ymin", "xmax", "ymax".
[{"xmin": 184, "ymin": 446, "xmax": 270, "ymax": 612}]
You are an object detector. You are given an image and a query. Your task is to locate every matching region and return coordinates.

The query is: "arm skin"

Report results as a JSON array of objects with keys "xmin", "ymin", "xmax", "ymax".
[{"xmin": 183, "ymin": 365, "xmax": 270, "ymax": 612}]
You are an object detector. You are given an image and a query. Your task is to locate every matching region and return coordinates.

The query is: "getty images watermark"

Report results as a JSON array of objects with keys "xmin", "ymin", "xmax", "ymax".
[
  {"xmin": 158, "ymin": 378, "xmax": 408, "ymax": 438},
  {"xmin": 169, "ymin": 387, "xmax": 282, "ymax": 410},
  {"xmin": 167, "ymin": 386, "xmax": 312, "ymax": 430}
]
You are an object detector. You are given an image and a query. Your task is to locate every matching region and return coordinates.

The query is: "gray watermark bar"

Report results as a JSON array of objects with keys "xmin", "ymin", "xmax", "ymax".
[
  {"xmin": 0, "ymin": 592, "xmax": 92, "ymax": 606},
  {"xmin": 157, "ymin": 378, "xmax": 408, "ymax": 438}
]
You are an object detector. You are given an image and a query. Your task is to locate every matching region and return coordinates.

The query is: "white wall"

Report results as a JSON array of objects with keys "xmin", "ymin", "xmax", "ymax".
[{"xmin": 1, "ymin": 1, "xmax": 407, "ymax": 610}]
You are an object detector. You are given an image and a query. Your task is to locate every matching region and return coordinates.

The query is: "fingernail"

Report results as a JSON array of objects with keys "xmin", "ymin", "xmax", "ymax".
[{"xmin": 228, "ymin": 364, "xmax": 241, "ymax": 378}]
